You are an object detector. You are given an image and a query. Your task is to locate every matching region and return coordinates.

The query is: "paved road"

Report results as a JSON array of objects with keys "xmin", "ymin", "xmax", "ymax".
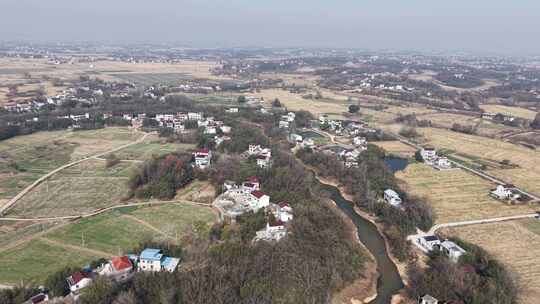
[
  {"xmin": 395, "ymin": 136, "xmax": 540, "ymax": 202},
  {"xmin": 0, "ymin": 131, "xmax": 153, "ymax": 216}
]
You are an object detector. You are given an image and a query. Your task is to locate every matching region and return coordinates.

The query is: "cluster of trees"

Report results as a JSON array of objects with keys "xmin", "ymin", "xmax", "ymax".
[
  {"xmin": 399, "ymin": 126, "xmax": 421, "ymax": 139},
  {"xmin": 128, "ymin": 153, "xmax": 194, "ymax": 199},
  {"xmin": 297, "ymin": 145, "xmax": 434, "ymax": 261},
  {"xmin": 395, "ymin": 113, "xmax": 432, "ymax": 128},
  {"xmin": 407, "ymin": 239, "xmax": 517, "ymax": 304},
  {"xmin": 451, "ymin": 123, "xmax": 477, "ymax": 135}
]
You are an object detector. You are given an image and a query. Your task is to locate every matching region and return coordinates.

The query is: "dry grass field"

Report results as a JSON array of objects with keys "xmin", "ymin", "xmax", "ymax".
[
  {"xmin": 109, "ymin": 133, "xmax": 196, "ymax": 160},
  {"xmin": 416, "ymin": 128, "xmax": 540, "ymax": 195},
  {"xmin": 480, "ymin": 105, "xmax": 538, "ymax": 120},
  {"xmin": 253, "ymin": 89, "xmax": 351, "ymax": 117},
  {"xmin": 372, "ymin": 141, "xmax": 417, "ymax": 158},
  {"xmin": 415, "ymin": 112, "xmax": 517, "ymax": 137},
  {"xmin": 0, "ymin": 128, "xmax": 141, "ymax": 200},
  {"xmin": 396, "ymin": 164, "xmax": 536, "ymax": 223},
  {"xmin": 444, "ymin": 220, "xmax": 540, "ymax": 304}
]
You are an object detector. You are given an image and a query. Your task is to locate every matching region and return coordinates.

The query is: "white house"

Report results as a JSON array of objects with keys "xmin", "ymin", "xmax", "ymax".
[
  {"xmin": 319, "ymin": 114, "xmax": 329, "ymax": 124},
  {"xmin": 204, "ymin": 126, "xmax": 217, "ymax": 135},
  {"xmin": 353, "ymin": 136, "xmax": 367, "ymax": 147},
  {"xmin": 138, "ymin": 248, "xmax": 181, "ymax": 273},
  {"xmin": 242, "ymin": 176, "xmax": 260, "ymax": 192},
  {"xmin": 421, "ymin": 147, "xmax": 437, "ymax": 161},
  {"xmin": 250, "ymin": 191, "xmax": 270, "ymax": 210},
  {"xmin": 220, "ymin": 125, "xmax": 232, "ymax": 134},
  {"xmin": 435, "ymin": 157, "xmax": 452, "ymax": 169},
  {"xmin": 384, "ymin": 189, "xmax": 402, "ymax": 207},
  {"xmin": 193, "ymin": 149, "xmax": 212, "ymax": 169},
  {"xmin": 188, "ymin": 112, "xmax": 203, "ymax": 121},
  {"xmin": 286, "ymin": 112, "xmax": 296, "ymax": 122},
  {"xmin": 256, "ymin": 155, "xmax": 272, "ymax": 168},
  {"xmin": 254, "ymin": 222, "xmax": 288, "ymax": 242},
  {"xmin": 491, "ymin": 185, "xmax": 521, "ymax": 201},
  {"xmin": 418, "ymin": 294, "xmax": 438, "ymax": 304},
  {"xmin": 417, "ymin": 235, "xmax": 442, "ymax": 253},
  {"xmin": 226, "ymin": 107, "xmax": 239, "ymax": 113},
  {"xmin": 439, "ymin": 240, "xmax": 466, "ymax": 263},
  {"xmin": 67, "ymin": 271, "xmax": 93, "ymax": 295},
  {"xmin": 279, "ymin": 120, "xmax": 290, "ymax": 129},
  {"xmin": 272, "ymin": 202, "xmax": 294, "ymax": 222},
  {"xmin": 289, "ymin": 133, "xmax": 303, "ymax": 143}
]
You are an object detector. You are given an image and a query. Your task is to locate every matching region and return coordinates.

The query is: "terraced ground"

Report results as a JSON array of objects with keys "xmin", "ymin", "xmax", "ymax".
[
  {"xmin": 0, "ymin": 203, "xmax": 217, "ymax": 284},
  {"xmin": 444, "ymin": 219, "xmax": 540, "ymax": 304},
  {"xmin": 396, "ymin": 163, "xmax": 536, "ymax": 223}
]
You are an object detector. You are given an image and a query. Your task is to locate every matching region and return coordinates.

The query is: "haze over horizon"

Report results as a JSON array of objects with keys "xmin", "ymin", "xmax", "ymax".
[{"xmin": 1, "ymin": 0, "xmax": 539, "ymax": 55}]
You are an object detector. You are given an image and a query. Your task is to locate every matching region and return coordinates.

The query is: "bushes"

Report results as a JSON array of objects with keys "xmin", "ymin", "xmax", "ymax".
[
  {"xmin": 451, "ymin": 123, "xmax": 476, "ymax": 135},
  {"xmin": 105, "ymin": 153, "xmax": 120, "ymax": 168},
  {"xmin": 399, "ymin": 126, "xmax": 421, "ymax": 138},
  {"xmin": 128, "ymin": 153, "xmax": 194, "ymax": 200}
]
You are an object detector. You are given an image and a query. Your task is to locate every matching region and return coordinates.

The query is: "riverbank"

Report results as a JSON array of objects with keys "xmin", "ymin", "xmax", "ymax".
[
  {"xmin": 326, "ymin": 199, "xmax": 378, "ymax": 304},
  {"xmin": 315, "ymin": 173, "xmax": 410, "ymax": 292}
]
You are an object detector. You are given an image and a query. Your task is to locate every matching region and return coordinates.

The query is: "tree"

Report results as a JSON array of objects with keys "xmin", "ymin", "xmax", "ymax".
[
  {"xmin": 105, "ymin": 153, "xmax": 120, "ymax": 168},
  {"xmin": 348, "ymin": 105, "xmax": 360, "ymax": 114},
  {"xmin": 272, "ymin": 98, "xmax": 282, "ymax": 107},
  {"xmin": 237, "ymin": 95, "xmax": 247, "ymax": 103},
  {"xmin": 414, "ymin": 150, "xmax": 424, "ymax": 162},
  {"xmin": 531, "ymin": 113, "xmax": 540, "ymax": 130},
  {"xmin": 45, "ymin": 266, "xmax": 81, "ymax": 297}
]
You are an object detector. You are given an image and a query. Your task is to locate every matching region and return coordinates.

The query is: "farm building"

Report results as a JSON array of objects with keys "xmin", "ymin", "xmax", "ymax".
[
  {"xmin": 440, "ymin": 240, "xmax": 466, "ymax": 263},
  {"xmin": 138, "ymin": 248, "xmax": 180, "ymax": 273},
  {"xmin": 193, "ymin": 148, "xmax": 212, "ymax": 169},
  {"xmin": 418, "ymin": 294, "xmax": 438, "ymax": 304},
  {"xmin": 490, "ymin": 185, "xmax": 521, "ymax": 201}
]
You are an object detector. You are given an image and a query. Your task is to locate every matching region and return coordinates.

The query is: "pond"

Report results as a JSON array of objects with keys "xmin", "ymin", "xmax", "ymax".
[
  {"xmin": 298, "ymin": 130, "xmax": 324, "ymax": 139},
  {"xmin": 384, "ymin": 157, "xmax": 409, "ymax": 173}
]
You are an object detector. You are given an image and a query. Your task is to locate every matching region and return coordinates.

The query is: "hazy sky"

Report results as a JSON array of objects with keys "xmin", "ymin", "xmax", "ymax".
[{"xmin": 1, "ymin": 0, "xmax": 539, "ymax": 54}]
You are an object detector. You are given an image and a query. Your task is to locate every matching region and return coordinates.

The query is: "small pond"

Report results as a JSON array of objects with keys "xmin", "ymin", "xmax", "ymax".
[{"xmin": 384, "ymin": 157, "xmax": 409, "ymax": 173}]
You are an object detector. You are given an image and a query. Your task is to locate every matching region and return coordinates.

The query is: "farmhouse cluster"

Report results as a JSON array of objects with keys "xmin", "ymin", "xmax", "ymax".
[
  {"xmin": 63, "ymin": 248, "xmax": 180, "ymax": 300},
  {"xmin": 420, "ymin": 147, "xmax": 453, "ymax": 170},
  {"xmin": 213, "ymin": 176, "xmax": 294, "ymax": 242}
]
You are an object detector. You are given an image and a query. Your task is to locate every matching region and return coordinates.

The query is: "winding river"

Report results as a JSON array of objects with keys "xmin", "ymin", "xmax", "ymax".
[{"xmin": 320, "ymin": 184, "xmax": 404, "ymax": 304}]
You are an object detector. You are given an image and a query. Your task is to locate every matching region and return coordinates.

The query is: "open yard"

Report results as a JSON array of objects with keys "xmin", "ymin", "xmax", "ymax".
[
  {"xmin": 6, "ymin": 160, "xmax": 135, "ymax": 218},
  {"xmin": 480, "ymin": 105, "xmax": 538, "ymax": 120},
  {"xmin": 443, "ymin": 220, "xmax": 540, "ymax": 304},
  {"xmin": 396, "ymin": 163, "xmax": 536, "ymax": 223},
  {"xmin": 0, "ymin": 203, "xmax": 217, "ymax": 284},
  {"xmin": 416, "ymin": 128, "xmax": 540, "ymax": 196}
]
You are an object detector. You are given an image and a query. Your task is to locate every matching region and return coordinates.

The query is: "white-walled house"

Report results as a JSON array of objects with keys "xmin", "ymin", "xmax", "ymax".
[
  {"xmin": 250, "ymin": 191, "xmax": 270, "ymax": 210},
  {"xmin": 384, "ymin": 189, "xmax": 402, "ymax": 207},
  {"xmin": 418, "ymin": 294, "xmax": 439, "ymax": 304},
  {"xmin": 193, "ymin": 149, "xmax": 212, "ymax": 169},
  {"xmin": 97, "ymin": 256, "xmax": 134, "ymax": 282},
  {"xmin": 491, "ymin": 185, "xmax": 521, "ymax": 201},
  {"xmin": 420, "ymin": 147, "xmax": 437, "ymax": 161},
  {"xmin": 440, "ymin": 240, "xmax": 466, "ymax": 263},
  {"xmin": 435, "ymin": 157, "xmax": 452, "ymax": 169},
  {"xmin": 417, "ymin": 235, "xmax": 441, "ymax": 253},
  {"xmin": 138, "ymin": 248, "xmax": 180, "ymax": 273},
  {"xmin": 67, "ymin": 271, "xmax": 93, "ymax": 295}
]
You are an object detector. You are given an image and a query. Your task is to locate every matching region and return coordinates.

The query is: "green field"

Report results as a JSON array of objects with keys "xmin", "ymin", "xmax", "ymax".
[
  {"xmin": 110, "ymin": 137, "xmax": 196, "ymax": 160},
  {"xmin": 0, "ymin": 203, "xmax": 217, "ymax": 284},
  {"xmin": 7, "ymin": 160, "xmax": 135, "ymax": 218},
  {"xmin": 0, "ymin": 239, "xmax": 100, "ymax": 285}
]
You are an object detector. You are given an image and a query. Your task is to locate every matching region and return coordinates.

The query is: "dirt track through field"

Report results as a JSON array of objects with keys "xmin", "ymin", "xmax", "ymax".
[
  {"xmin": 39, "ymin": 237, "xmax": 113, "ymax": 258},
  {"xmin": 121, "ymin": 214, "xmax": 169, "ymax": 237}
]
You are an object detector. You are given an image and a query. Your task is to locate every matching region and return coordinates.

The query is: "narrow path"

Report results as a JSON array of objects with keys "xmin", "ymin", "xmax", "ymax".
[
  {"xmin": 121, "ymin": 214, "xmax": 169, "ymax": 237},
  {"xmin": 39, "ymin": 237, "xmax": 113, "ymax": 258},
  {"xmin": 0, "ymin": 131, "xmax": 153, "ymax": 216},
  {"xmin": 428, "ymin": 213, "xmax": 538, "ymax": 234}
]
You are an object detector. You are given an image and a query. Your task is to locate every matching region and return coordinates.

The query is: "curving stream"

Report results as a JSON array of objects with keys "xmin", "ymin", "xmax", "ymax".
[{"xmin": 320, "ymin": 184, "xmax": 404, "ymax": 304}]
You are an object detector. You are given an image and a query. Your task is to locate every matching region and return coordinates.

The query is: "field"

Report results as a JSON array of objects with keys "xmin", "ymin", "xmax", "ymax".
[
  {"xmin": 252, "ymin": 89, "xmax": 351, "ymax": 117},
  {"xmin": 0, "ymin": 203, "xmax": 217, "ymax": 284},
  {"xmin": 6, "ymin": 160, "xmax": 135, "ymax": 218},
  {"xmin": 416, "ymin": 128, "xmax": 540, "ymax": 195},
  {"xmin": 372, "ymin": 141, "xmax": 417, "ymax": 158},
  {"xmin": 0, "ymin": 128, "xmax": 142, "ymax": 200},
  {"xmin": 108, "ymin": 134, "xmax": 196, "ymax": 160},
  {"xmin": 396, "ymin": 163, "xmax": 536, "ymax": 223},
  {"xmin": 480, "ymin": 105, "xmax": 538, "ymax": 120},
  {"xmin": 443, "ymin": 220, "xmax": 540, "ymax": 304}
]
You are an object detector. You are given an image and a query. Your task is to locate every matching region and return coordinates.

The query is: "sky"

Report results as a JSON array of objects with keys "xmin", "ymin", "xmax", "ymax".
[{"xmin": 0, "ymin": 0, "xmax": 539, "ymax": 54}]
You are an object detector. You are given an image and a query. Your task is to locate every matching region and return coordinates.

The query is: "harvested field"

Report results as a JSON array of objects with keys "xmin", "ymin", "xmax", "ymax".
[
  {"xmin": 6, "ymin": 160, "xmax": 134, "ymax": 218},
  {"xmin": 480, "ymin": 105, "xmax": 538, "ymax": 120},
  {"xmin": 396, "ymin": 164, "xmax": 536, "ymax": 223},
  {"xmin": 252, "ymin": 89, "xmax": 350, "ymax": 118},
  {"xmin": 417, "ymin": 128, "xmax": 540, "ymax": 195},
  {"xmin": 372, "ymin": 141, "xmax": 417, "ymax": 158},
  {"xmin": 444, "ymin": 220, "xmax": 540, "ymax": 304}
]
